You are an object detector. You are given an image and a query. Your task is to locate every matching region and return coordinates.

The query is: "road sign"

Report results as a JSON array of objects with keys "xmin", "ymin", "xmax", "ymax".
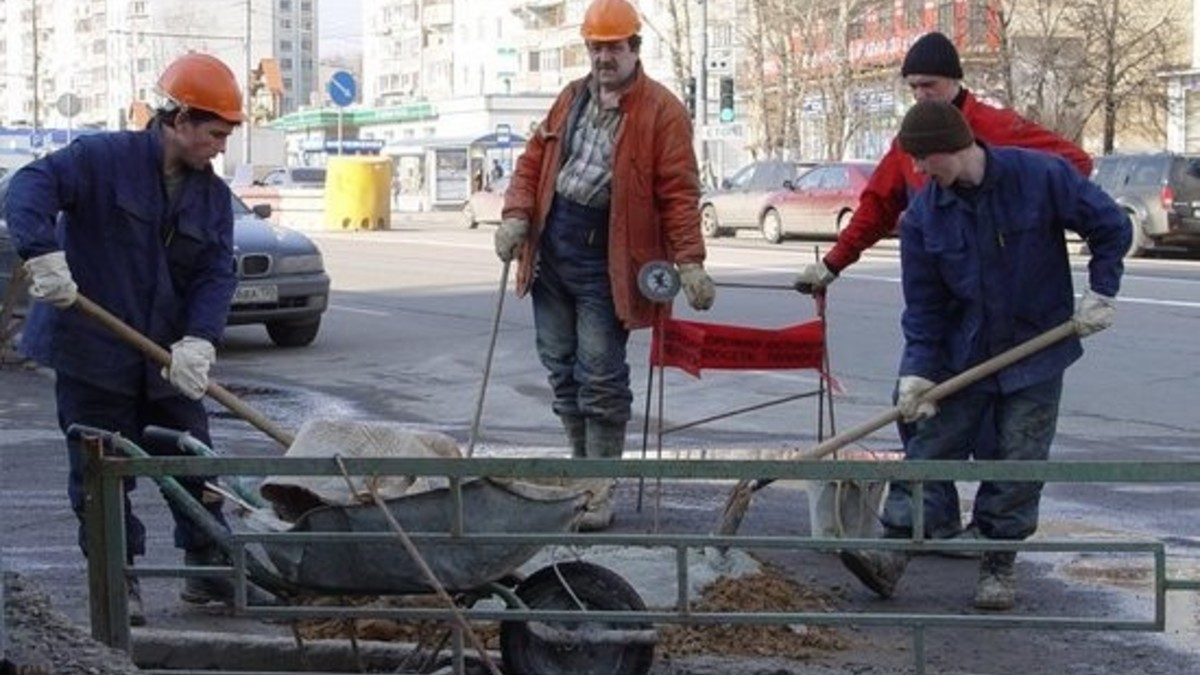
[
  {"xmin": 55, "ymin": 93, "xmax": 81, "ymax": 118},
  {"xmin": 495, "ymin": 123, "xmax": 512, "ymax": 147},
  {"xmin": 28, "ymin": 131, "xmax": 44, "ymax": 149},
  {"xmin": 707, "ymin": 49, "xmax": 732, "ymax": 74},
  {"xmin": 699, "ymin": 124, "xmax": 744, "ymax": 141},
  {"xmin": 327, "ymin": 71, "xmax": 356, "ymax": 107}
]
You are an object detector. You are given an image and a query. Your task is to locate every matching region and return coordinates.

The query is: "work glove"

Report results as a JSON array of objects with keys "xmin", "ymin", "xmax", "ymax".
[
  {"xmin": 162, "ymin": 336, "xmax": 216, "ymax": 400},
  {"xmin": 678, "ymin": 263, "xmax": 715, "ymax": 311},
  {"xmin": 793, "ymin": 260, "xmax": 837, "ymax": 295},
  {"xmin": 493, "ymin": 218, "xmax": 529, "ymax": 262},
  {"xmin": 1073, "ymin": 289, "xmax": 1116, "ymax": 338},
  {"xmin": 24, "ymin": 251, "xmax": 78, "ymax": 308},
  {"xmin": 897, "ymin": 375, "xmax": 938, "ymax": 423}
]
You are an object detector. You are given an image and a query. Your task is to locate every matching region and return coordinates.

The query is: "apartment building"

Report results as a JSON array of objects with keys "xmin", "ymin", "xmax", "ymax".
[{"xmin": 0, "ymin": 0, "xmax": 318, "ymax": 133}]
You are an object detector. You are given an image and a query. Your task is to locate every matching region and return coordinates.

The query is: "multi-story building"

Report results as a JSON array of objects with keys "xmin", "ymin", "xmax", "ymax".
[{"xmin": 0, "ymin": 0, "xmax": 318, "ymax": 135}]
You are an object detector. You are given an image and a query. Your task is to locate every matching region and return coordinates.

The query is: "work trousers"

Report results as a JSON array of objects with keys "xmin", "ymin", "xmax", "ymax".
[
  {"xmin": 55, "ymin": 374, "xmax": 229, "ymax": 560},
  {"xmin": 881, "ymin": 375, "xmax": 1062, "ymax": 541}
]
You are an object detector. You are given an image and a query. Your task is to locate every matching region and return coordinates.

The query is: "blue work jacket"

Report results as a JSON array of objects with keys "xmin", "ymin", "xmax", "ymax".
[
  {"xmin": 899, "ymin": 145, "xmax": 1129, "ymax": 394},
  {"xmin": 9, "ymin": 125, "xmax": 236, "ymax": 396}
]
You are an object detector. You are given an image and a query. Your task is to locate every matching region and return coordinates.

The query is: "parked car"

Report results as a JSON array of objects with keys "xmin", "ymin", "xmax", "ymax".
[
  {"xmin": 700, "ymin": 160, "xmax": 815, "ymax": 238},
  {"xmin": 462, "ymin": 176, "xmax": 509, "ymax": 229},
  {"xmin": 757, "ymin": 160, "xmax": 877, "ymax": 244},
  {"xmin": 0, "ymin": 164, "xmax": 331, "ymax": 348},
  {"xmin": 1090, "ymin": 152, "xmax": 1200, "ymax": 256}
]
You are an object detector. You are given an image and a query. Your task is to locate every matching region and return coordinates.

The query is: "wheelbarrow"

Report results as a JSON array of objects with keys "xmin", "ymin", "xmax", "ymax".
[{"xmin": 69, "ymin": 423, "xmax": 657, "ymax": 675}]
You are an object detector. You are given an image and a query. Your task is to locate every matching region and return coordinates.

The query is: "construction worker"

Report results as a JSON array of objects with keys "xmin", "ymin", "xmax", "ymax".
[
  {"xmin": 794, "ymin": 32, "xmax": 1094, "ymax": 548},
  {"xmin": 838, "ymin": 100, "xmax": 1128, "ymax": 610},
  {"xmin": 7, "ymin": 52, "xmax": 269, "ymax": 624},
  {"xmin": 495, "ymin": 0, "xmax": 715, "ymax": 530}
]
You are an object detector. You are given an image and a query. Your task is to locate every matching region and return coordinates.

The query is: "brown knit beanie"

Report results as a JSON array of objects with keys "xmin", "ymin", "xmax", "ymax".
[
  {"xmin": 901, "ymin": 32, "xmax": 964, "ymax": 79},
  {"xmin": 898, "ymin": 100, "xmax": 975, "ymax": 159}
]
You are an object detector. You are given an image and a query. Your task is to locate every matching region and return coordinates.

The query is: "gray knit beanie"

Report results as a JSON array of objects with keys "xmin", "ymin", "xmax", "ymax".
[{"xmin": 901, "ymin": 32, "xmax": 964, "ymax": 79}]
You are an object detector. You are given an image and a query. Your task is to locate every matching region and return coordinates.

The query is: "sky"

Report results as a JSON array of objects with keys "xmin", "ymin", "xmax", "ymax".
[{"xmin": 318, "ymin": 0, "xmax": 363, "ymax": 59}]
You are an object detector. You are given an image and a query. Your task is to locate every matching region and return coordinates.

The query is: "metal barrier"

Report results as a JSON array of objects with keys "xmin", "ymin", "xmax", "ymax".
[{"xmin": 79, "ymin": 433, "xmax": 1200, "ymax": 674}]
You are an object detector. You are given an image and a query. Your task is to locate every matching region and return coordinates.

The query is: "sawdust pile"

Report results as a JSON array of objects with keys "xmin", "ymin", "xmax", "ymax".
[{"xmin": 296, "ymin": 566, "xmax": 846, "ymax": 660}]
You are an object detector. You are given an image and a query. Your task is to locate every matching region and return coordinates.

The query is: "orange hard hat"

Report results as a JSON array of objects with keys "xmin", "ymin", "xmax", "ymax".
[
  {"xmin": 157, "ymin": 53, "xmax": 244, "ymax": 124},
  {"xmin": 580, "ymin": 0, "xmax": 641, "ymax": 42}
]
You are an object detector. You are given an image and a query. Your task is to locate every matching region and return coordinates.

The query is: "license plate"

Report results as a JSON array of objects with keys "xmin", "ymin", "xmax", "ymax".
[{"xmin": 233, "ymin": 284, "xmax": 278, "ymax": 305}]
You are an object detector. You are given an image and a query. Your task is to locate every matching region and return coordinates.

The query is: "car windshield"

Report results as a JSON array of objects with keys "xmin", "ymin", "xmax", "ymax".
[
  {"xmin": 231, "ymin": 194, "xmax": 253, "ymax": 216},
  {"xmin": 291, "ymin": 168, "xmax": 326, "ymax": 185}
]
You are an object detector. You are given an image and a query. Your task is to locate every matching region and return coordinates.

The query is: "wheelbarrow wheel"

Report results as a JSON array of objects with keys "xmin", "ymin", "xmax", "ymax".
[{"xmin": 499, "ymin": 560, "xmax": 653, "ymax": 675}]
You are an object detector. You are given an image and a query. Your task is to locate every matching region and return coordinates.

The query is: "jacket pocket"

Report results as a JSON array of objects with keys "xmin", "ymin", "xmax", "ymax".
[
  {"xmin": 164, "ymin": 212, "xmax": 219, "ymax": 293},
  {"xmin": 113, "ymin": 191, "xmax": 156, "ymax": 252}
]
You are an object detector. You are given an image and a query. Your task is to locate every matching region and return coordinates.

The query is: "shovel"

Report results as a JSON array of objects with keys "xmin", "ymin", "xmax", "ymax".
[
  {"xmin": 73, "ymin": 294, "xmax": 295, "ymax": 448},
  {"xmin": 714, "ymin": 320, "xmax": 1079, "ymax": 537}
]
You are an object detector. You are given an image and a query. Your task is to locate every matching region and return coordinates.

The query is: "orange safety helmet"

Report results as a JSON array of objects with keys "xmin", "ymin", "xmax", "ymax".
[
  {"xmin": 157, "ymin": 52, "xmax": 244, "ymax": 124},
  {"xmin": 580, "ymin": 0, "xmax": 641, "ymax": 42}
]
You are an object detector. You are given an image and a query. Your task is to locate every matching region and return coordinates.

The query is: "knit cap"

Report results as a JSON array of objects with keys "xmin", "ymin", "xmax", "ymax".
[
  {"xmin": 897, "ymin": 100, "xmax": 975, "ymax": 158},
  {"xmin": 901, "ymin": 32, "xmax": 964, "ymax": 79}
]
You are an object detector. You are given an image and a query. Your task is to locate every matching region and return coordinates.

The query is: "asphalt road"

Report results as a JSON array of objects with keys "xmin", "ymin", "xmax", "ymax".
[{"xmin": 2, "ymin": 214, "xmax": 1200, "ymax": 673}]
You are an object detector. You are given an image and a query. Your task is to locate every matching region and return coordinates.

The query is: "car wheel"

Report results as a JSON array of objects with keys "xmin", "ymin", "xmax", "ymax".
[
  {"xmin": 266, "ymin": 318, "xmax": 321, "ymax": 348},
  {"xmin": 760, "ymin": 209, "xmax": 784, "ymax": 244},
  {"xmin": 1125, "ymin": 212, "xmax": 1147, "ymax": 258},
  {"xmin": 837, "ymin": 209, "xmax": 853, "ymax": 235},
  {"xmin": 463, "ymin": 204, "xmax": 478, "ymax": 229},
  {"xmin": 701, "ymin": 205, "xmax": 722, "ymax": 238}
]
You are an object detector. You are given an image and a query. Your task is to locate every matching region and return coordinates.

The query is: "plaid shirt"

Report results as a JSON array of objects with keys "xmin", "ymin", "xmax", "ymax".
[{"xmin": 555, "ymin": 83, "xmax": 622, "ymax": 208}]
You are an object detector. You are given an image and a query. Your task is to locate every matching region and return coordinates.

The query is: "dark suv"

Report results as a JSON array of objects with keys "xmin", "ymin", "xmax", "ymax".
[{"xmin": 1090, "ymin": 152, "xmax": 1200, "ymax": 256}]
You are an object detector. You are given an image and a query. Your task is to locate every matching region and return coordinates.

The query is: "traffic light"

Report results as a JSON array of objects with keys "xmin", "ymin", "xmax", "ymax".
[
  {"xmin": 719, "ymin": 76, "xmax": 734, "ymax": 123},
  {"xmin": 684, "ymin": 76, "xmax": 697, "ymax": 120}
]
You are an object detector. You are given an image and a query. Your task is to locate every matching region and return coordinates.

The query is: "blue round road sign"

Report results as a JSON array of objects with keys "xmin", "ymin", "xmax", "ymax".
[{"xmin": 328, "ymin": 71, "xmax": 357, "ymax": 107}]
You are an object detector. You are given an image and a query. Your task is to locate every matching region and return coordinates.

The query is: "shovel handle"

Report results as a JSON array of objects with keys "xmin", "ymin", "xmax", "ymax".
[
  {"xmin": 73, "ymin": 295, "xmax": 295, "ymax": 448},
  {"xmin": 800, "ymin": 320, "xmax": 1078, "ymax": 461}
]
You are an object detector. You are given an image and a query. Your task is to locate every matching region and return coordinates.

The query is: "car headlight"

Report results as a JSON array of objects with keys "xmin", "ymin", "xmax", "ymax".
[{"xmin": 273, "ymin": 254, "xmax": 324, "ymax": 274}]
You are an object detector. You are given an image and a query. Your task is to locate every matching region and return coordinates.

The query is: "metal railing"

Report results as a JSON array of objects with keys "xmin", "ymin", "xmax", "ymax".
[{"xmin": 78, "ymin": 431, "xmax": 1200, "ymax": 675}]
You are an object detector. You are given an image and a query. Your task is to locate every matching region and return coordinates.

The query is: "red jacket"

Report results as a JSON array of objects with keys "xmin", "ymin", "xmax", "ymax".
[
  {"xmin": 824, "ymin": 89, "xmax": 1093, "ymax": 273},
  {"xmin": 502, "ymin": 66, "xmax": 705, "ymax": 330}
]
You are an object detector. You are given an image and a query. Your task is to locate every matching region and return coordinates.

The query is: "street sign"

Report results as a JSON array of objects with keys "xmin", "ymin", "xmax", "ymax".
[
  {"xmin": 327, "ymin": 71, "xmax": 356, "ymax": 107},
  {"xmin": 28, "ymin": 131, "xmax": 44, "ymax": 149},
  {"xmin": 699, "ymin": 124, "xmax": 745, "ymax": 141},
  {"xmin": 55, "ymin": 93, "xmax": 81, "ymax": 118},
  {"xmin": 495, "ymin": 123, "xmax": 512, "ymax": 148},
  {"xmin": 707, "ymin": 49, "xmax": 732, "ymax": 74}
]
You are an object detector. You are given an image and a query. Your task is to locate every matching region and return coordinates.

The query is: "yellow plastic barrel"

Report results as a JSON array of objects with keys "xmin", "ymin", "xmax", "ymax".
[{"xmin": 324, "ymin": 156, "xmax": 392, "ymax": 231}]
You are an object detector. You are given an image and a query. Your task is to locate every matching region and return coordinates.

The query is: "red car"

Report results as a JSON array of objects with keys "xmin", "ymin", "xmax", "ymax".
[{"xmin": 757, "ymin": 161, "xmax": 877, "ymax": 244}]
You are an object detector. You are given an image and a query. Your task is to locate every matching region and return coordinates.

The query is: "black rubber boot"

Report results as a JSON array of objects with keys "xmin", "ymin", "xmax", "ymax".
[
  {"xmin": 839, "ymin": 548, "xmax": 911, "ymax": 599},
  {"xmin": 974, "ymin": 551, "xmax": 1017, "ymax": 611},
  {"xmin": 584, "ymin": 419, "xmax": 626, "ymax": 459}
]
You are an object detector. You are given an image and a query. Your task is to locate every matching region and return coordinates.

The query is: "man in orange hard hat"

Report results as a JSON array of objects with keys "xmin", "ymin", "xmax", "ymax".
[
  {"xmin": 8, "ymin": 52, "xmax": 271, "ymax": 624},
  {"xmin": 496, "ymin": 0, "xmax": 714, "ymax": 530}
]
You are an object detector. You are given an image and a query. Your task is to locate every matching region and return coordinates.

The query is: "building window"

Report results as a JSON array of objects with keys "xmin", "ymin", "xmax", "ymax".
[
  {"xmin": 937, "ymin": 1, "xmax": 954, "ymax": 34},
  {"xmin": 905, "ymin": 0, "xmax": 923, "ymax": 29},
  {"xmin": 280, "ymin": 0, "xmax": 291, "ymax": 10},
  {"xmin": 281, "ymin": 40, "xmax": 293, "ymax": 51},
  {"xmin": 528, "ymin": 50, "xmax": 540, "ymax": 73},
  {"xmin": 281, "ymin": 57, "xmax": 293, "ymax": 69},
  {"xmin": 968, "ymin": 1, "xmax": 990, "ymax": 43},
  {"xmin": 542, "ymin": 48, "xmax": 561, "ymax": 72}
]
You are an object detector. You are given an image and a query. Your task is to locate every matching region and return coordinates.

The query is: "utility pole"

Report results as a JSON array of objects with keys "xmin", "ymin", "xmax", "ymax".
[
  {"xmin": 31, "ymin": 0, "xmax": 39, "ymax": 133},
  {"xmin": 244, "ymin": 0, "xmax": 253, "ymax": 165},
  {"xmin": 695, "ymin": 0, "xmax": 710, "ymax": 188}
]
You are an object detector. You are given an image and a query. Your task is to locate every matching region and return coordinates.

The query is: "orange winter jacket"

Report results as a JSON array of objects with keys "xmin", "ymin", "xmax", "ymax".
[
  {"xmin": 502, "ymin": 65, "xmax": 706, "ymax": 330},
  {"xmin": 824, "ymin": 89, "xmax": 1093, "ymax": 273}
]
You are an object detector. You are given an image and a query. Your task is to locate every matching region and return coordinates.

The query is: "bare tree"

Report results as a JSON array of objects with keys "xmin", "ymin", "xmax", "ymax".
[
  {"xmin": 1068, "ymin": 0, "xmax": 1184, "ymax": 153},
  {"xmin": 638, "ymin": 0, "xmax": 694, "ymax": 95}
]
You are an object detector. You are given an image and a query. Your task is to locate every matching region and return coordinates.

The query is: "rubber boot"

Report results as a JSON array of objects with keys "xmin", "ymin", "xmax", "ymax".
[
  {"xmin": 180, "ymin": 546, "xmax": 275, "ymax": 607},
  {"xmin": 974, "ymin": 551, "xmax": 1017, "ymax": 611},
  {"xmin": 839, "ymin": 548, "xmax": 910, "ymax": 599},
  {"xmin": 578, "ymin": 419, "xmax": 625, "ymax": 531},
  {"xmin": 561, "ymin": 415, "xmax": 586, "ymax": 459},
  {"xmin": 127, "ymin": 577, "xmax": 146, "ymax": 627},
  {"xmin": 584, "ymin": 419, "xmax": 626, "ymax": 459}
]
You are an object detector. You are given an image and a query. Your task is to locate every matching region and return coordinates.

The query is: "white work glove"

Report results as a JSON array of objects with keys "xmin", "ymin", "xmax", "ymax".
[
  {"xmin": 24, "ymin": 251, "xmax": 78, "ymax": 308},
  {"xmin": 493, "ymin": 218, "xmax": 529, "ymax": 262},
  {"xmin": 793, "ymin": 260, "xmax": 837, "ymax": 295},
  {"xmin": 897, "ymin": 375, "xmax": 938, "ymax": 423},
  {"xmin": 162, "ymin": 336, "xmax": 216, "ymax": 400},
  {"xmin": 1073, "ymin": 289, "xmax": 1116, "ymax": 338},
  {"xmin": 678, "ymin": 263, "xmax": 715, "ymax": 311}
]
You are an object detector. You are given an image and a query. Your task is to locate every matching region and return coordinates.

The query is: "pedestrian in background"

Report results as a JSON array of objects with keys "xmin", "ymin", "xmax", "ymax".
[
  {"xmin": 495, "ymin": 0, "xmax": 715, "ymax": 530},
  {"xmin": 795, "ymin": 31, "xmax": 1094, "ymax": 547},
  {"xmin": 7, "ymin": 52, "xmax": 270, "ymax": 624},
  {"xmin": 838, "ymin": 100, "xmax": 1128, "ymax": 610}
]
